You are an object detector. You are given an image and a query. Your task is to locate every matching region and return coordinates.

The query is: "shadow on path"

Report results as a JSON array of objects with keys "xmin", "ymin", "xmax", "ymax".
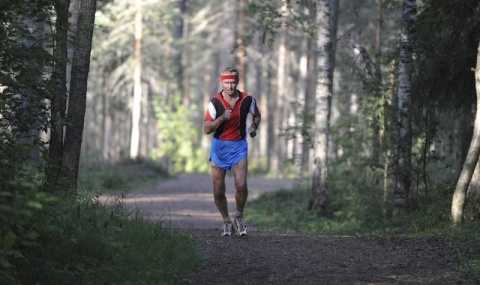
[{"xmin": 122, "ymin": 174, "xmax": 301, "ymax": 231}]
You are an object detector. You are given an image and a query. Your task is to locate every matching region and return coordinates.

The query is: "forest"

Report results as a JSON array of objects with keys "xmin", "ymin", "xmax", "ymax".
[{"xmin": 1, "ymin": 0, "xmax": 480, "ymax": 283}]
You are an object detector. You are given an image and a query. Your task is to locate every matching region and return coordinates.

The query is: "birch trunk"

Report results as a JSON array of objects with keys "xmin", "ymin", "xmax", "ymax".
[
  {"xmin": 393, "ymin": 0, "xmax": 416, "ymax": 218},
  {"xmin": 309, "ymin": 0, "xmax": 333, "ymax": 210},
  {"xmin": 451, "ymin": 41, "xmax": 480, "ymax": 223}
]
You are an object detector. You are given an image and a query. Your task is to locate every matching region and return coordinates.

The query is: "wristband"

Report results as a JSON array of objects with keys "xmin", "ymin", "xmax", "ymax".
[{"xmin": 251, "ymin": 122, "xmax": 258, "ymax": 129}]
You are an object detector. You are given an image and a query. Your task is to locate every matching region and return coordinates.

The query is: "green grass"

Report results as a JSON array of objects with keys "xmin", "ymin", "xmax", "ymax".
[
  {"xmin": 9, "ymin": 161, "xmax": 203, "ymax": 285},
  {"xmin": 16, "ymin": 194, "xmax": 202, "ymax": 285}
]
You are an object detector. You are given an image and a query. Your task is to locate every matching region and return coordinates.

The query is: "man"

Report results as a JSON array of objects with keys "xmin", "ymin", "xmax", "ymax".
[{"xmin": 204, "ymin": 67, "xmax": 262, "ymax": 237}]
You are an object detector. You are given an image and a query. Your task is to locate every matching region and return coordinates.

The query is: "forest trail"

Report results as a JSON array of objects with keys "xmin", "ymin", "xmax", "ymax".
[
  {"xmin": 122, "ymin": 173, "xmax": 300, "ymax": 230},
  {"xmin": 123, "ymin": 175, "xmax": 468, "ymax": 285}
]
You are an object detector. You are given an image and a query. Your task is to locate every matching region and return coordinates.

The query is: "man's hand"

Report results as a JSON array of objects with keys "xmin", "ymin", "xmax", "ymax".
[
  {"xmin": 248, "ymin": 125, "xmax": 257, "ymax": 138},
  {"xmin": 223, "ymin": 108, "xmax": 233, "ymax": 120}
]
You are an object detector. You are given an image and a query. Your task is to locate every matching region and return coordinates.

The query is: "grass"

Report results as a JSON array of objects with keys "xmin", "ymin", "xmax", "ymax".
[
  {"xmin": 11, "ymin": 160, "xmax": 203, "ymax": 285},
  {"xmin": 18, "ymin": 195, "xmax": 202, "ymax": 285},
  {"xmin": 247, "ymin": 185, "xmax": 480, "ymax": 283}
]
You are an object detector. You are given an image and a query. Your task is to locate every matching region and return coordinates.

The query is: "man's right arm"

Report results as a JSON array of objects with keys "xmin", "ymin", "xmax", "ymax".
[{"xmin": 204, "ymin": 115, "xmax": 226, "ymax": 135}]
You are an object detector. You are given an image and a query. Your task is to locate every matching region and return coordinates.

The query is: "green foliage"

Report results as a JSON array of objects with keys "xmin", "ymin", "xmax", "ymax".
[
  {"xmin": 0, "ymin": 2, "xmax": 59, "ymax": 283},
  {"xmin": 0, "ymin": 166, "xmax": 56, "ymax": 284},
  {"xmin": 14, "ymin": 193, "xmax": 203, "ymax": 285},
  {"xmin": 153, "ymin": 95, "xmax": 206, "ymax": 174},
  {"xmin": 448, "ymin": 222, "xmax": 480, "ymax": 282},
  {"xmin": 415, "ymin": 0, "xmax": 480, "ymax": 110}
]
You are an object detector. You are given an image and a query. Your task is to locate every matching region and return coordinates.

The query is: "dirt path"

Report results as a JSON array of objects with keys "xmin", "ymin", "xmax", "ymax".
[
  {"xmin": 123, "ymin": 175, "xmax": 469, "ymax": 285},
  {"xmin": 123, "ymin": 174, "xmax": 301, "ymax": 230}
]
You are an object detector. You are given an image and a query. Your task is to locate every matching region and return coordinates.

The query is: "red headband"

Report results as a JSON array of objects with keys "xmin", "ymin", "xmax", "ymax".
[{"xmin": 220, "ymin": 74, "xmax": 238, "ymax": 81}]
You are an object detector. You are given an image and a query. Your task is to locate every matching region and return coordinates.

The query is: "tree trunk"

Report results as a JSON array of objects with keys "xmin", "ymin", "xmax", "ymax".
[
  {"xmin": 303, "ymin": 35, "xmax": 316, "ymax": 174},
  {"xmin": 237, "ymin": 0, "xmax": 246, "ymax": 92},
  {"xmin": 61, "ymin": 0, "xmax": 97, "ymax": 192},
  {"xmin": 372, "ymin": 0, "xmax": 383, "ymax": 165},
  {"xmin": 392, "ymin": 0, "xmax": 417, "ymax": 219},
  {"xmin": 102, "ymin": 67, "xmax": 112, "ymax": 161},
  {"xmin": 271, "ymin": 0, "xmax": 288, "ymax": 175},
  {"xmin": 309, "ymin": 0, "xmax": 334, "ymax": 211},
  {"xmin": 130, "ymin": 0, "xmax": 143, "ymax": 161},
  {"xmin": 295, "ymin": 34, "xmax": 308, "ymax": 175},
  {"xmin": 220, "ymin": 0, "xmax": 236, "ymax": 69},
  {"xmin": 451, "ymin": 40, "xmax": 480, "ymax": 223},
  {"xmin": 46, "ymin": 0, "xmax": 69, "ymax": 186}
]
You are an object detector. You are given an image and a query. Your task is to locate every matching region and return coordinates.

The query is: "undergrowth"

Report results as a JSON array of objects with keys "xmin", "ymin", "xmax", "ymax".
[
  {"xmin": 15, "ymin": 194, "xmax": 202, "ymax": 285},
  {"xmin": 6, "ymin": 160, "xmax": 202, "ymax": 285}
]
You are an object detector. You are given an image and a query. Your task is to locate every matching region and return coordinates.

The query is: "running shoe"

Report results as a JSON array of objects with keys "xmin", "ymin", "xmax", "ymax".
[
  {"xmin": 233, "ymin": 217, "xmax": 248, "ymax": 236},
  {"xmin": 221, "ymin": 222, "xmax": 233, "ymax": 237}
]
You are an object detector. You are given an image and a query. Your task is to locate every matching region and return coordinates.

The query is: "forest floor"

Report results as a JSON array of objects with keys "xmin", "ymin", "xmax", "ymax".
[{"xmin": 122, "ymin": 174, "xmax": 472, "ymax": 285}]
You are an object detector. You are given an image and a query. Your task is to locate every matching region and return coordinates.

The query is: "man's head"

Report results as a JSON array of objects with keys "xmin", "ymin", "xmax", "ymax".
[{"xmin": 220, "ymin": 67, "xmax": 239, "ymax": 95}]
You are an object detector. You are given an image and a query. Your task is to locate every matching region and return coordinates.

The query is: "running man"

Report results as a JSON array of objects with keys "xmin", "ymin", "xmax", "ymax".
[{"xmin": 204, "ymin": 67, "xmax": 262, "ymax": 236}]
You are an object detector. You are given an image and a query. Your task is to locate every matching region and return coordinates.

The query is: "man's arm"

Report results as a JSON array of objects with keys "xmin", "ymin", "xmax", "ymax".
[
  {"xmin": 248, "ymin": 114, "xmax": 261, "ymax": 138},
  {"xmin": 204, "ymin": 116, "xmax": 226, "ymax": 135},
  {"xmin": 251, "ymin": 114, "xmax": 261, "ymax": 130}
]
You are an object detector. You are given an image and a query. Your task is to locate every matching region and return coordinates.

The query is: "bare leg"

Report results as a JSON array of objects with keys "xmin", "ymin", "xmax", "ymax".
[
  {"xmin": 211, "ymin": 161, "xmax": 230, "ymax": 222},
  {"xmin": 231, "ymin": 158, "xmax": 248, "ymax": 218}
]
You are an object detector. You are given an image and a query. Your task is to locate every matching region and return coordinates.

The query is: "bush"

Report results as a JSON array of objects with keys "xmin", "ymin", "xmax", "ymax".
[{"xmin": 15, "ymin": 193, "xmax": 203, "ymax": 284}]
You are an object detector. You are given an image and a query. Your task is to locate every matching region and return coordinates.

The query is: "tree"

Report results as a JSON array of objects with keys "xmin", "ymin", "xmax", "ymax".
[
  {"xmin": 392, "ymin": 0, "xmax": 417, "ymax": 219},
  {"xmin": 270, "ymin": 0, "xmax": 288, "ymax": 174},
  {"xmin": 451, "ymin": 41, "xmax": 480, "ymax": 223},
  {"xmin": 309, "ymin": 0, "xmax": 336, "ymax": 211},
  {"xmin": 60, "ymin": 0, "xmax": 98, "ymax": 192},
  {"xmin": 130, "ymin": 0, "xmax": 143, "ymax": 161},
  {"xmin": 220, "ymin": 0, "xmax": 236, "ymax": 68},
  {"xmin": 46, "ymin": 0, "xmax": 69, "ymax": 186}
]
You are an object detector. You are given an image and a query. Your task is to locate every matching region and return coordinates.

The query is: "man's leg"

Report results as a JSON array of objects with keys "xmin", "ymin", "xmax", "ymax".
[
  {"xmin": 231, "ymin": 157, "xmax": 248, "ymax": 217},
  {"xmin": 232, "ymin": 158, "xmax": 249, "ymax": 236},
  {"xmin": 211, "ymin": 161, "xmax": 230, "ymax": 222}
]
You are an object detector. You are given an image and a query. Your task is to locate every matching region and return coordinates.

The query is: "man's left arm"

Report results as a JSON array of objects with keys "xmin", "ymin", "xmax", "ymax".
[{"xmin": 248, "ymin": 114, "xmax": 261, "ymax": 138}]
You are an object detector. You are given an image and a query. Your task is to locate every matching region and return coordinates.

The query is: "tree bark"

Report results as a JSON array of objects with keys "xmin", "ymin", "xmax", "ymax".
[
  {"xmin": 102, "ymin": 67, "xmax": 112, "ymax": 161},
  {"xmin": 46, "ymin": 0, "xmax": 69, "ymax": 186},
  {"xmin": 271, "ymin": 0, "xmax": 288, "ymax": 175},
  {"xmin": 309, "ymin": 0, "xmax": 334, "ymax": 210},
  {"xmin": 237, "ymin": 0, "xmax": 246, "ymax": 92},
  {"xmin": 61, "ymin": 0, "xmax": 97, "ymax": 192},
  {"xmin": 451, "ymin": 40, "xmax": 480, "ymax": 223},
  {"xmin": 130, "ymin": 0, "xmax": 143, "ymax": 161},
  {"xmin": 392, "ymin": 0, "xmax": 416, "ymax": 219},
  {"xmin": 372, "ymin": 0, "xmax": 383, "ymax": 165},
  {"xmin": 220, "ymin": 0, "xmax": 236, "ymax": 68}
]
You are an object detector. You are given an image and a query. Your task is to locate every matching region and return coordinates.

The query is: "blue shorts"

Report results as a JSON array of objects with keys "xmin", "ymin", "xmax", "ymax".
[{"xmin": 210, "ymin": 138, "xmax": 248, "ymax": 171}]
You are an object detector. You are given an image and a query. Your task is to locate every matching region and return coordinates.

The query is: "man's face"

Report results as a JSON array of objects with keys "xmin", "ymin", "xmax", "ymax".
[{"xmin": 221, "ymin": 75, "xmax": 238, "ymax": 96}]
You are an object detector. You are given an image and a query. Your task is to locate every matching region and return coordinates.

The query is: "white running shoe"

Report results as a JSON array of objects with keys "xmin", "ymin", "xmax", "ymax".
[
  {"xmin": 233, "ymin": 217, "xmax": 248, "ymax": 236},
  {"xmin": 221, "ymin": 222, "xmax": 233, "ymax": 237}
]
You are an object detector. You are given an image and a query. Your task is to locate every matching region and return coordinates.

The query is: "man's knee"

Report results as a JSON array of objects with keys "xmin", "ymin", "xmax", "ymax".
[
  {"xmin": 235, "ymin": 181, "xmax": 246, "ymax": 190},
  {"xmin": 213, "ymin": 189, "xmax": 226, "ymax": 200}
]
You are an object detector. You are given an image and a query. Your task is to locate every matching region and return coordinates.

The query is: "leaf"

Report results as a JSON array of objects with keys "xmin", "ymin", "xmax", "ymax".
[
  {"xmin": 4, "ymin": 231, "xmax": 17, "ymax": 248},
  {"xmin": 27, "ymin": 201, "xmax": 43, "ymax": 209}
]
